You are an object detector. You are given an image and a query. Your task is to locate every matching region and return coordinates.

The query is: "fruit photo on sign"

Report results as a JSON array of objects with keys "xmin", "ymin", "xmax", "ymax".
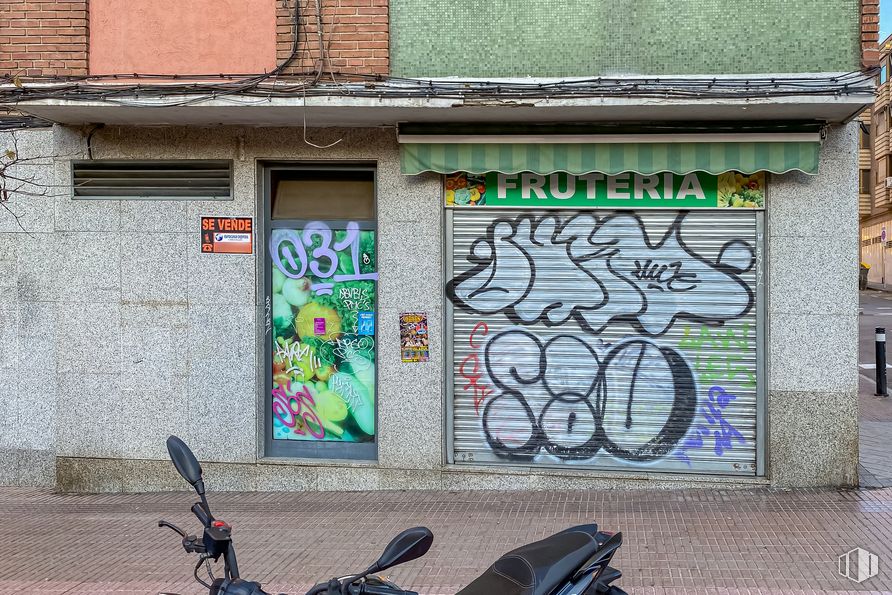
[
  {"xmin": 269, "ymin": 226, "xmax": 377, "ymax": 443},
  {"xmin": 718, "ymin": 171, "xmax": 765, "ymax": 208},
  {"xmin": 444, "ymin": 173, "xmax": 486, "ymax": 206}
]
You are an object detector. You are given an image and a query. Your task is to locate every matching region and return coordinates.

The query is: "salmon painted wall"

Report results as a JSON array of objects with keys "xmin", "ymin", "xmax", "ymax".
[{"xmin": 89, "ymin": 0, "xmax": 277, "ymax": 74}]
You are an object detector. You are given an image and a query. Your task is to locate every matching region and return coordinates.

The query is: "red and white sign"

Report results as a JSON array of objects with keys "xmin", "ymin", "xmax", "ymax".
[{"xmin": 201, "ymin": 217, "xmax": 253, "ymax": 254}]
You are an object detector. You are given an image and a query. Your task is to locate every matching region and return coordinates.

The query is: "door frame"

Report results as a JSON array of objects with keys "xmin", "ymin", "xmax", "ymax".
[{"xmin": 259, "ymin": 162, "xmax": 379, "ymax": 461}]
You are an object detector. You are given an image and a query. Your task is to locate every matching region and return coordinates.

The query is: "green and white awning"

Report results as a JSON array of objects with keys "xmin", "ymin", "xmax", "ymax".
[{"xmin": 398, "ymin": 133, "xmax": 821, "ymax": 176}]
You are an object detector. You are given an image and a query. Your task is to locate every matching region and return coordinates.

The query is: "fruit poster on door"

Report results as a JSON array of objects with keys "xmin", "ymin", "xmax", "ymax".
[{"xmin": 269, "ymin": 222, "xmax": 377, "ymax": 443}]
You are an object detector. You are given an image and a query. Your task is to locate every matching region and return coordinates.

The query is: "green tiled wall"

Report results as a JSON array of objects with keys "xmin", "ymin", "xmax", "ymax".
[{"xmin": 390, "ymin": 0, "xmax": 861, "ymax": 77}]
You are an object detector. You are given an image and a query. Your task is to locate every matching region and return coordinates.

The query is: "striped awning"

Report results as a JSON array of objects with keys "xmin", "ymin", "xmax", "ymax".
[{"xmin": 398, "ymin": 134, "xmax": 821, "ymax": 176}]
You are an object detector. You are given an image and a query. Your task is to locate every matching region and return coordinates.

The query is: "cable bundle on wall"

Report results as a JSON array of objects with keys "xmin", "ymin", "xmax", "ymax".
[{"xmin": 0, "ymin": 70, "xmax": 876, "ymax": 110}]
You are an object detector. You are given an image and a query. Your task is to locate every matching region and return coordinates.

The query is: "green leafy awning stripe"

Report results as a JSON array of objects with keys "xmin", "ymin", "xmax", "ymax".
[{"xmin": 399, "ymin": 141, "xmax": 820, "ymax": 176}]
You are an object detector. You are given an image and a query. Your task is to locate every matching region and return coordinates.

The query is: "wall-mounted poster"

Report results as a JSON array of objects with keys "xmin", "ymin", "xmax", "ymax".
[
  {"xmin": 201, "ymin": 217, "xmax": 253, "ymax": 253},
  {"xmin": 400, "ymin": 312, "xmax": 429, "ymax": 363}
]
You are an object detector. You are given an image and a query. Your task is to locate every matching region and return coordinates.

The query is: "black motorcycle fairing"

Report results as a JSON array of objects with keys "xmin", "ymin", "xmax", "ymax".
[
  {"xmin": 209, "ymin": 578, "xmax": 268, "ymax": 595},
  {"xmin": 456, "ymin": 527, "xmax": 601, "ymax": 595}
]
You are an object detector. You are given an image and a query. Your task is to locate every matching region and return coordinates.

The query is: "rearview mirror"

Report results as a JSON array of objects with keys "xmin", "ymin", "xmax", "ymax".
[
  {"xmin": 370, "ymin": 527, "xmax": 434, "ymax": 573},
  {"xmin": 166, "ymin": 435, "xmax": 204, "ymax": 494}
]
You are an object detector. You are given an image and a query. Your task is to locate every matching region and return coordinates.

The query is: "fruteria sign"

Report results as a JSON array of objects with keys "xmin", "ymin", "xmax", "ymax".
[{"xmin": 444, "ymin": 171, "xmax": 765, "ymax": 209}]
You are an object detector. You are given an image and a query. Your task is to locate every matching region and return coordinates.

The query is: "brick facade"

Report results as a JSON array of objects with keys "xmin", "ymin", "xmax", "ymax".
[
  {"xmin": 276, "ymin": 0, "xmax": 388, "ymax": 76},
  {"xmin": 863, "ymin": 0, "xmax": 880, "ymax": 68},
  {"xmin": 0, "ymin": 0, "xmax": 88, "ymax": 77}
]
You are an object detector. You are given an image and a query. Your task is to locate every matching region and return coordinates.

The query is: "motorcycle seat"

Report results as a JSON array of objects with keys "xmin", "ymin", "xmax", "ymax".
[{"xmin": 456, "ymin": 526, "xmax": 601, "ymax": 595}]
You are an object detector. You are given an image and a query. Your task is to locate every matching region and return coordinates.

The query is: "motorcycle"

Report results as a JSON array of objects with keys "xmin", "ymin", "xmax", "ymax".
[{"xmin": 159, "ymin": 435, "xmax": 628, "ymax": 595}]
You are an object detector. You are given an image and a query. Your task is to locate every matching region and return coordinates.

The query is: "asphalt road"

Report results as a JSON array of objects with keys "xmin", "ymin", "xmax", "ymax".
[
  {"xmin": 859, "ymin": 290, "xmax": 892, "ymax": 385},
  {"xmin": 858, "ymin": 291, "xmax": 892, "ymax": 414},
  {"xmin": 858, "ymin": 291, "xmax": 892, "ymax": 487}
]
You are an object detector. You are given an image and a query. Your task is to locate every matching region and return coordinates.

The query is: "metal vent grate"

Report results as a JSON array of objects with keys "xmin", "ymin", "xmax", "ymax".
[{"xmin": 72, "ymin": 160, "xmax": 232, "ymax": 200}]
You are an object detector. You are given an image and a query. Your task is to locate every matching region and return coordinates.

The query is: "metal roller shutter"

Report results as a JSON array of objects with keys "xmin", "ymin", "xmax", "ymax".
[{"xmin": 448, "ymin": 208, "xmax": 761, "ymax": 475}]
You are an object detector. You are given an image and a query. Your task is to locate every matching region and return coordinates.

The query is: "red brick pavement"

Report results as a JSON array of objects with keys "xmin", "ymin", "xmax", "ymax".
[{"xmin": 1, "ymin": 487, "xmax": 891, "ymax": 594}]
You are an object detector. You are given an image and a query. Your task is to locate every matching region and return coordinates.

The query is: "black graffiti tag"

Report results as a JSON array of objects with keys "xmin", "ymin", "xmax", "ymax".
[
  {"xmin": 480, "ymin": 328, "xmax": 697, "ymax": 463},
  {"xmin": 447, "ymin": 211, "xmax": 755, "ymax": 337},
  {"xmin": 631, "ymin": 259, "xmax": 700, "ymax": 292}
]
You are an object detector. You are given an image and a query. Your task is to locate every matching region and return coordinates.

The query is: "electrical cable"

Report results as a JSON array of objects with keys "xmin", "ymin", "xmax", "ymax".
[
  {"xmin": 86, "ymin": 124, "xmax": 103, "ymax": 159},
  {"xmin": 205, "ymin": 556, "xmax": 217, "ymax": 583},
  {"xmin": 311, "ymin": 0, "xmax": 326, "ymax": 85},
  {"xmin": 194, "ymin": 557, "xmax": 213, "ymax": 590},
  {"xmin": 0, "ymin": 69, "xmax": 877, "ymax": 109}
]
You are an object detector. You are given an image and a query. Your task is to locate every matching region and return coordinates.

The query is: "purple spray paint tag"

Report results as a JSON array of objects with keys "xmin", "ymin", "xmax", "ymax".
[{"xmin": 314, "ymin": 317, "xmax": 326, "ymax": 335}]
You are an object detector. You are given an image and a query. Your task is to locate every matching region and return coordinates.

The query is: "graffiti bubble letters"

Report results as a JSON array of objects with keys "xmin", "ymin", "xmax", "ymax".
[
  {"xmin": 460, "ymin": 322, "xmax": 493, "ymax": 415},
  {"xmin": 675, "ymin": 385, "xmax": 746, "ymax": 466},
  {"xmin": 480, "ymin": 328, "xmax": 697, "ymax": 463},
  {"xmin": 270, "ymin": 221, "xmax": 378, "ymax": 296},
  {"xmin": 272, "ymin": 381, "xmax": 325, "ymax": 439},
  {"xmin": 448, "ymin": 212, "xmax": 754, "ymax": 336}
]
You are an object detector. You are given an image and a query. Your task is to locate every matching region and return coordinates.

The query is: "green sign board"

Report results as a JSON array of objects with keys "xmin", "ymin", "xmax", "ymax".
[{"xmin": 444, "ymin": 171, "xmax": 765, "ymax": 209}]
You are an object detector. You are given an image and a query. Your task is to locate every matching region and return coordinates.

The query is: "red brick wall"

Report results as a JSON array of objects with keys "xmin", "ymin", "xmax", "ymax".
[
  {"xmin": 276, "ymin": 0, "xmax": 388, "ymax": 76},
  {"xmin": 863, "ymin": 0, "xmax": 880, "ymax": 68},
  {"xmin": 0, "ymin": 0, "xmax": 88, "ymax": 77}
]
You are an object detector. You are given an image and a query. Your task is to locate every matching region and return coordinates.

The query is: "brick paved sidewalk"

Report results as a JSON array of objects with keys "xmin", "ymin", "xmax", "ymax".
[{"xmin": 1, "ymin": 487, "xmax": 892, "ymax": 595}]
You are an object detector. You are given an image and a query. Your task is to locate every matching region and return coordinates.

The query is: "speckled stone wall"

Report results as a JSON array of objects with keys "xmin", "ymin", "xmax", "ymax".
[
  {"xmin": 766, "ymin": 123, "xmax": 860, "ymax": 487},
  {"xmin": 0, "ymin": 128, "xmax": 56, "ymax": 487},
  {"xmin": 390, "ymin": 0, "xmax": 861, "ymax": 77},
  {"xmin": 0, "ymin": 123, "xmax": 861, "ymax": 491}
]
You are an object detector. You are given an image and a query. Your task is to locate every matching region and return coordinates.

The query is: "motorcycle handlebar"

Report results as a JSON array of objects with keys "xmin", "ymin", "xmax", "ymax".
[
  {"xmin": 305, "ymin": 581, "xmax": 416, "ymax": 595},
  {"xmin": 158, "ymin": 519, "xmax": 187, "ymax": 538},
  {"xmin": 192, "ymin": 502, "xmax": 212, "ymax": 527}
]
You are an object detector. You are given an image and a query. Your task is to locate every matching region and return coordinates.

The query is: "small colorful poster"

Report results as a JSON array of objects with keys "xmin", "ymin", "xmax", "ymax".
[
  {"xmin": 400, "ymin": 312, "xmax": 430, "ymax": 363},
  {"xmin": 357, "ymin": 311, "xmax": 375, "ymax": 336}
]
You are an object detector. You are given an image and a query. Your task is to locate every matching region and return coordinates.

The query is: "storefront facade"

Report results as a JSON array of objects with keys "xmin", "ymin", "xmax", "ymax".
[
  {"xmin": 443, "ymin": 171, "xmax": 764, "ymax": 476},
  {"xmin": 0, "ymin": 119, "xmax": 861, "ymax": 491}
]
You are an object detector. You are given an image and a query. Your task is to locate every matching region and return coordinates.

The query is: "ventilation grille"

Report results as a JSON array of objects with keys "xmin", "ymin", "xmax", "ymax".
[{"xmin": 73, "ymin": 160, "xmax": 232, "ymax": 199}]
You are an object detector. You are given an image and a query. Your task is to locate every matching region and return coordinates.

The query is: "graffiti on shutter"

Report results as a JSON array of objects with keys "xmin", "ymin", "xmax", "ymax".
[{"xmin": 449, "ymin": 210, "xmax": 759, "ymax": 474}]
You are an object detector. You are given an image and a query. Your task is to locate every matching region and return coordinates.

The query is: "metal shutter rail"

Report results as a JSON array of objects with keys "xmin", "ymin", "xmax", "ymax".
[
  {"xmin": 72, "ymin": 160, "xmax": 232, "ymax": 199},
  {"xmin": 449, "ymin": 209, "xmax": 759, "ymax": 475}
]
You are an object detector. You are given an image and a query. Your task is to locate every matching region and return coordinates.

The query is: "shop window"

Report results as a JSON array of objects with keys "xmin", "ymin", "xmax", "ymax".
[
  {"xmin": 264, "ymin": 165, "xmax": 378, "ymax": 460},
  {"xmin": 861, "ymin": 170, "xmax": 872, "ymax": 194},
  {"xmin": 272, "ymin": 171, "xmax": 374, "ymax": 220}
]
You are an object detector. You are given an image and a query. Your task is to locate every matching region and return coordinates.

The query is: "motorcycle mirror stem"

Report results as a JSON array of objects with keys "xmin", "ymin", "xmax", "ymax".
[
  {"xmin": 331, "ymin": 527, "xmax": 432, "ymax": 593},
  {"xmin": 166, "ymin": 435, "xmax": 213, "ymax": 519}
]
